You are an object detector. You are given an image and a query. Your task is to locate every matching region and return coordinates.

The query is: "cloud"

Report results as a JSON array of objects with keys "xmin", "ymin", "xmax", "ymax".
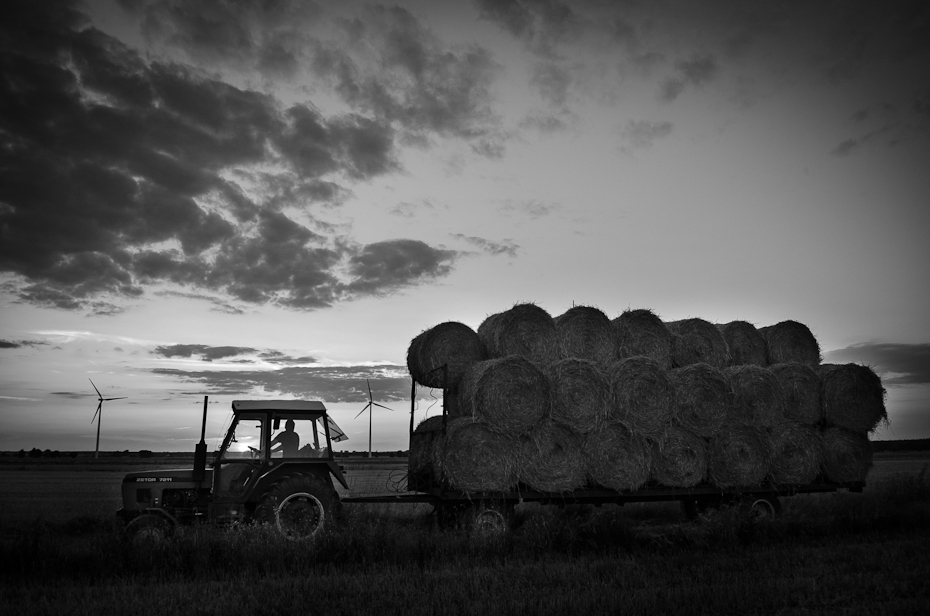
[
  {"xmin": 128, "ymin": 1, "xmax": 501, "ymax": 143},
  {"xmin": 151, "ymin": 364, "xmax": 417, "ymax": 403},
  {"xmin": 0, "ymin": 2, "xmax": 464, "ymax": 313},
  {"xmin": 659, "ymin": 53, "xmax": 718, "ymax": 102},
  {"xmin": 823, "ymin": 342, "xmax": 930, "ymax": 386},
  {"xmin": 475, "ymin": 0, "xmax": 582, "ymax": 59},
  {"xmin": 831, "ymin": 103, "xmax": 901, "ymax": 156},
  {"xmin": 153, "ymin": 344, "xmax": 259, "ymax": 362},
  {"xmin": 618, "ymin": 120, "xmax": 674, "ymax": 153},
  {"xmin": 499, "ymin": 199, "xmax": 557, "ymax": 219},
  {"xmin": 450, "ymin": 234, "xmax": 519, "ymax": 258},
  {"xmin": 344, "ymin": 239, "xmax": 459, "ymax": 296},
  {"xmin": 0, "ymin": 340, "xmax": 20, "ymax": 349}
]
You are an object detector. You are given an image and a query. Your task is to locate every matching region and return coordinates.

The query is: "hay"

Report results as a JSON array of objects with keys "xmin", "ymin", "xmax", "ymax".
[
  {"xmin": 724, "ymin": 365, "xmax": 786, "ymax": 429},
  {"xmin": 650, "ymin": 426, "xmax": 707, "ymax": 488},
  {"xmin": 818, "ymin": 363, "xmax": 887, "ymax": 433},
  {"xmin": 605, "ymin": 356, "xmax": 674, "ymax": 439},
  {"xmin": 770, "ymin": 421, "xmax": 824, "ymax": 485},
  {"xmin": 821, "ymin": 426, "xmax": 872, "ymax": 483},
  {"xmin": 583, "ymin": 422, "xmax": 652, "ymax": 491},
  {"xmin": 707, "ymin": 424, "xmax": 775, "ymax": 488},
  {"xmin": 718, "ymin": 321, "xmax": 767, "ymax": 366},
  {"xmin": 518, "ymin": 421, "xmax": 586, "ymax": 492},
  {"xmin": 759, "ymin": 320, "xmax": 821, "ymax": 366},
  {"xmin": 770, "ymin": 362, "xmax": 822, "ymax": 425},
  {"xmin": 459, "ymin": 356, "xmax": 550, "ymax": 435},
  {"xmin": 547, "ymin": 358, "xmax": 610, "ymax": 434},
  {"xmin": 438, "ymin": 417, "xmax": 520, "ymax": 492},
  {"xmin": 666, "ymin": 318, "xmax": 729, "ymax": 368},
  {"xmin": 409, "ymin": 415, "xmax": 445, "ymax": 476},
  {"xmin": 612, "ymin": 308, "xmax": 673, "ymax": 368},
  {"xmin": 477, "ymin": 303, "xmax": 561, "ymax": 365},
  {"xmin": 553, "ymin": 305, "xmax": 616, "ymax": 365},
  {"xmin": 668, "ymin": 363, "xmax": 731, "ymax": 437},
  {"xmin": 406, "ymin": 321, "xmax": 484, "ymax": 389}
]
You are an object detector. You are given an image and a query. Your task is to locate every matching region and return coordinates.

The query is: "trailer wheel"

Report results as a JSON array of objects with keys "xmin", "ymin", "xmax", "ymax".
[
  {"xmin": 470, "ymin": 501, "xmax": 514, "ymax": 535},
  {"xmin": 255, "ymin": 474, "xmax": 336, "ymax": 539},
  {"xmin": 125, "ymin": 513, "xmax": 173, "ymax": 545},
  {"xmin": 745, "ymin": 496, "xmax": 780, "ymax": 521}
]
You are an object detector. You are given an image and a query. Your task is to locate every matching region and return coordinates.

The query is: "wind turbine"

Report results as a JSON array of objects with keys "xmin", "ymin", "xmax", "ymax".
[
  {"xmin": 354, "ymin": 380, "xmax": 393, "ymax": 458},
  {"xmin": 89, "ymin": 379, "xmax": 127, "ymax": 459}
]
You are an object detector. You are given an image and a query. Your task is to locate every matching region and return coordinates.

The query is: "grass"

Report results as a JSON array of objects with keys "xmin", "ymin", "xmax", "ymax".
[{"xmin": 2, "ymin": 469, "xmax": 930, "ymax": 615}]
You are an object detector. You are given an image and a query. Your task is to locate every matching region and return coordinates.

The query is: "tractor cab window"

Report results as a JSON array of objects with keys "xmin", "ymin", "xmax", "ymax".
[
  {"xmin": 270, "ymin": 414, "xmax": 329, "ymax": 458},
  {"xmin": 220, "ymin": 414, "xmax": 265, "ymax": 460}
]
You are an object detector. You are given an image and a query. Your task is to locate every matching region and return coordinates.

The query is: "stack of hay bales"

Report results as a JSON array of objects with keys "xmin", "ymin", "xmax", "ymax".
[{"xmin": 407, "ymin": 304, "xmax": 886, "ymax": 493}]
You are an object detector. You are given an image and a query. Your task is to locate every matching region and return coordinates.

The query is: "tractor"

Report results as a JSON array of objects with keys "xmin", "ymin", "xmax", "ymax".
[{"xmin": 118, "ymin": 399, "xmax": 348, "ymax": 542}]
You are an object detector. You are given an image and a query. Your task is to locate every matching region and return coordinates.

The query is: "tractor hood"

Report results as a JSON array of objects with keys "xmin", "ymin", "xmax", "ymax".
[{"xmin": 122, "ymin": 468, "xmax": 213, "ymax": 485}]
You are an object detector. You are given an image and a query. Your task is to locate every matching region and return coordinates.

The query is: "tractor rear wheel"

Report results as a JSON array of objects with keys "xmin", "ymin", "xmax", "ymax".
[{"xmin": 255, "ymin": 473, "xmax": 337, "ymax": 539}]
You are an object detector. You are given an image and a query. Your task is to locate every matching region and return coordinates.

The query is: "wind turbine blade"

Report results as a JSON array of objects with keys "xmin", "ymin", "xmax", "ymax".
[
  {"xmin": 103, "ymin": 397, "xmax": 128, "ymax": 401},
  {"xmin": 372, "ymin": 402, "xmax": 394, "ymax": 411},
  {"xmin": 92, "ymin": 401, "xmax": 102, "ymax": 424},
  {"xmin": 367, "ymin": 379, "xmax": 373, "ymax": 400},
  {"xmin": 354, "ymin": 403, "xmax": 372, "ymax": 419},
  {"xmin": 89, "ymin": 378, "xmax": 102, "ymax": 399}
]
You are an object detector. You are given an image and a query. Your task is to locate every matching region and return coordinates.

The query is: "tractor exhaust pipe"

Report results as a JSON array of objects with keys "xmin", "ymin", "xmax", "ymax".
[{"xmin": 192, "ymin": 395, "xmax": 208, "ymax": 482}]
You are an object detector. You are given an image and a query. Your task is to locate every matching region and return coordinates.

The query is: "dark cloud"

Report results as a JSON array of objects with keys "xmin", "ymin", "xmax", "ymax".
[
  {"xmin": 618, "ymin": 120, "xmax": 674, "ymax": 153},
  {"xmin": 498, "ymin": 199, "xmax": 557, "ymax": 219},
  {"xmin": 151, "ymin": 364, "xmax": 416, "ymax": 403},
  {"xmin": 475, "ymin": 0, "xmax": 581, "ymax": 58},
  {"xmin": 824, "ymin": 342, "xmax": 930, "ymax": 386},
  {"xmin": 344, "ymin": 240, "xmax": 459, "ymax": 296},
  {"xmin": 450, "ymin": 234, "xmax": 519, "ymax": 258},
  {"xmin": 659, "ymin": 53, "xmax": 718, "ymax": 102},
  {"xmin": 531, "ymin": 61, "xmax": 572, "ymax": 108},
  {"xmin": 153, "ymin": 344, "xmax": 258, "ymax": 361},
  {"xmin": 259, "ymin": 351, "xmax": 318, "ymax": 365},
  {"xmin": 0, "ymin": 340, "xmax": 20, "ymax": 349},
  {"xmin": 126, "ymin": 1, "xmax": 501, "ymax": 144},
  {"xmin": 0, "ymin": 2, "xmax": 463, "ymax": 313},
  {"xmin": 831, "ymin": 103, "xmax": 900, "ymax": 157}
]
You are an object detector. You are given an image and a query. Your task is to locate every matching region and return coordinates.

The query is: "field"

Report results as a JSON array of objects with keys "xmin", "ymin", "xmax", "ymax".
[{"xmin": 1, "ymin": 453, "xmax": 929, "ymax": 615}]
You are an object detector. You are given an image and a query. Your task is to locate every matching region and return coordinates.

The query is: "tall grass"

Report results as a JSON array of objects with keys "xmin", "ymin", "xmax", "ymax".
[{"xmin": 2, "ymin": 472, "xmax": 930, "ymax": 615}]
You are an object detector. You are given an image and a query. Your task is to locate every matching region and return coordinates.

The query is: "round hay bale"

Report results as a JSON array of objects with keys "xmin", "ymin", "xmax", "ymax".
[
  {"xmin": 770, "ymin": 362, "xmax": 822, "ymax": 425},
  {"xmin": 583, "ymin": 422, "xmax": 652, "ymax": 491},
  {"xmin": 718, "ymin": 321, "xmax": 767, "ymax": 366},
  {"xmin": 477, "ymin": 303, "xmax": 561, "ymax": 365},
  {"xmin": 650, "ymin": 426, "xmax": 707, "ymax": 488},
  {"xmin": 518, "ymin": 421, "xmax": 586, "ymax": 492},
  {"xmin": 668, "ymin": 363, "xmax": 731, "ymax": 437},
  {"xmin": 770, "ymin": 421, "xmax": 824, "ymax": 485},
  {"xmin": 547, "ymin": 358, "xmax": 609, "ymax": 434},
  {"xmin": 553, "ymin": 305, "xmax": 616, "ymax": 365},
  {"xmin": 818, "ymin": 363, "xmax": 887, "ymax": 433},
  {"xmin": 409, "ymin": 415, "xmax": 445, "ymax": 475},
  {"xmin": 459, "ymin": 356, "xmax": 550, "ymax": 435},
  {"xmin": 612, "ymin": 308, "xmax": 673, "ymax": 368},
  {"xmin": 666, "ymin": 318, "xmax": 729, "ymax": 368},
  {"xmin": 407, "ymin": 321, "xmax": 484, "ymax": 389},
  {"xmin": 707, "ymin": 424, "xmax": 774, "ymax": 488},
  {"xmin": 759, "ymin": 320, "xmax": 821, "ymax": 366},
  {"xmin": 725, "ymin": 365, "xmax": 786, "ymax": 429},
  {"xmin": 606, "ymin": 356, "xmax": 674, "ymax": 439},
  {"xmin": 821, "ymin": 426, "xmax": 872, "ymax": 483},
  {"xmin": 438, "ymin": 417, "xmax": 520, "ymax": 492}
]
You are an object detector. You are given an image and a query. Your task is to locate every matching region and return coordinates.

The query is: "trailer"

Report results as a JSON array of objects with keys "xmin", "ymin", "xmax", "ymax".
[{"xmin": 342, "ymin": 380, "xmax": 865, "ymax": 531}]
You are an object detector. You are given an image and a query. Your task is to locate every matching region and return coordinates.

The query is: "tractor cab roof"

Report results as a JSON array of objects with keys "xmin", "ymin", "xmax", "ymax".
[{"xmin": 232, "ymin": 400, "xmax": 327, "ymax": 413}]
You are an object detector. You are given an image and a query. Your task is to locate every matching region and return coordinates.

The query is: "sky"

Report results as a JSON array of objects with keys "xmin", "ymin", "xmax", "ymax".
[{"xmin": 1, "ymin": 0, "xmax": 929, "ymax": 453}]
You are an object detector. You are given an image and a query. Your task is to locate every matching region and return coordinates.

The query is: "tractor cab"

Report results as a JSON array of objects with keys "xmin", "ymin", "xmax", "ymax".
[{"xmin": 212, "ymin": 400, "xmax": 349, "ymax": 505}]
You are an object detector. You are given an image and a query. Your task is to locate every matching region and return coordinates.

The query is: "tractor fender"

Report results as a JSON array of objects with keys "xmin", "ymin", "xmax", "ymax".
[{"xmin": 249, "ymin": 464, "xmax": 335, "ymax": 504}]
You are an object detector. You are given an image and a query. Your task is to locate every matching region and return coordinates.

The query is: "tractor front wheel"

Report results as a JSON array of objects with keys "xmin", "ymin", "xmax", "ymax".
[
  {"xmin": 124, "ymin": 513, "xmax": 173, "ymax": 545},
  {"xmin": 255, "ymin": 474, "xmax": 337, "ymax": 539}
]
